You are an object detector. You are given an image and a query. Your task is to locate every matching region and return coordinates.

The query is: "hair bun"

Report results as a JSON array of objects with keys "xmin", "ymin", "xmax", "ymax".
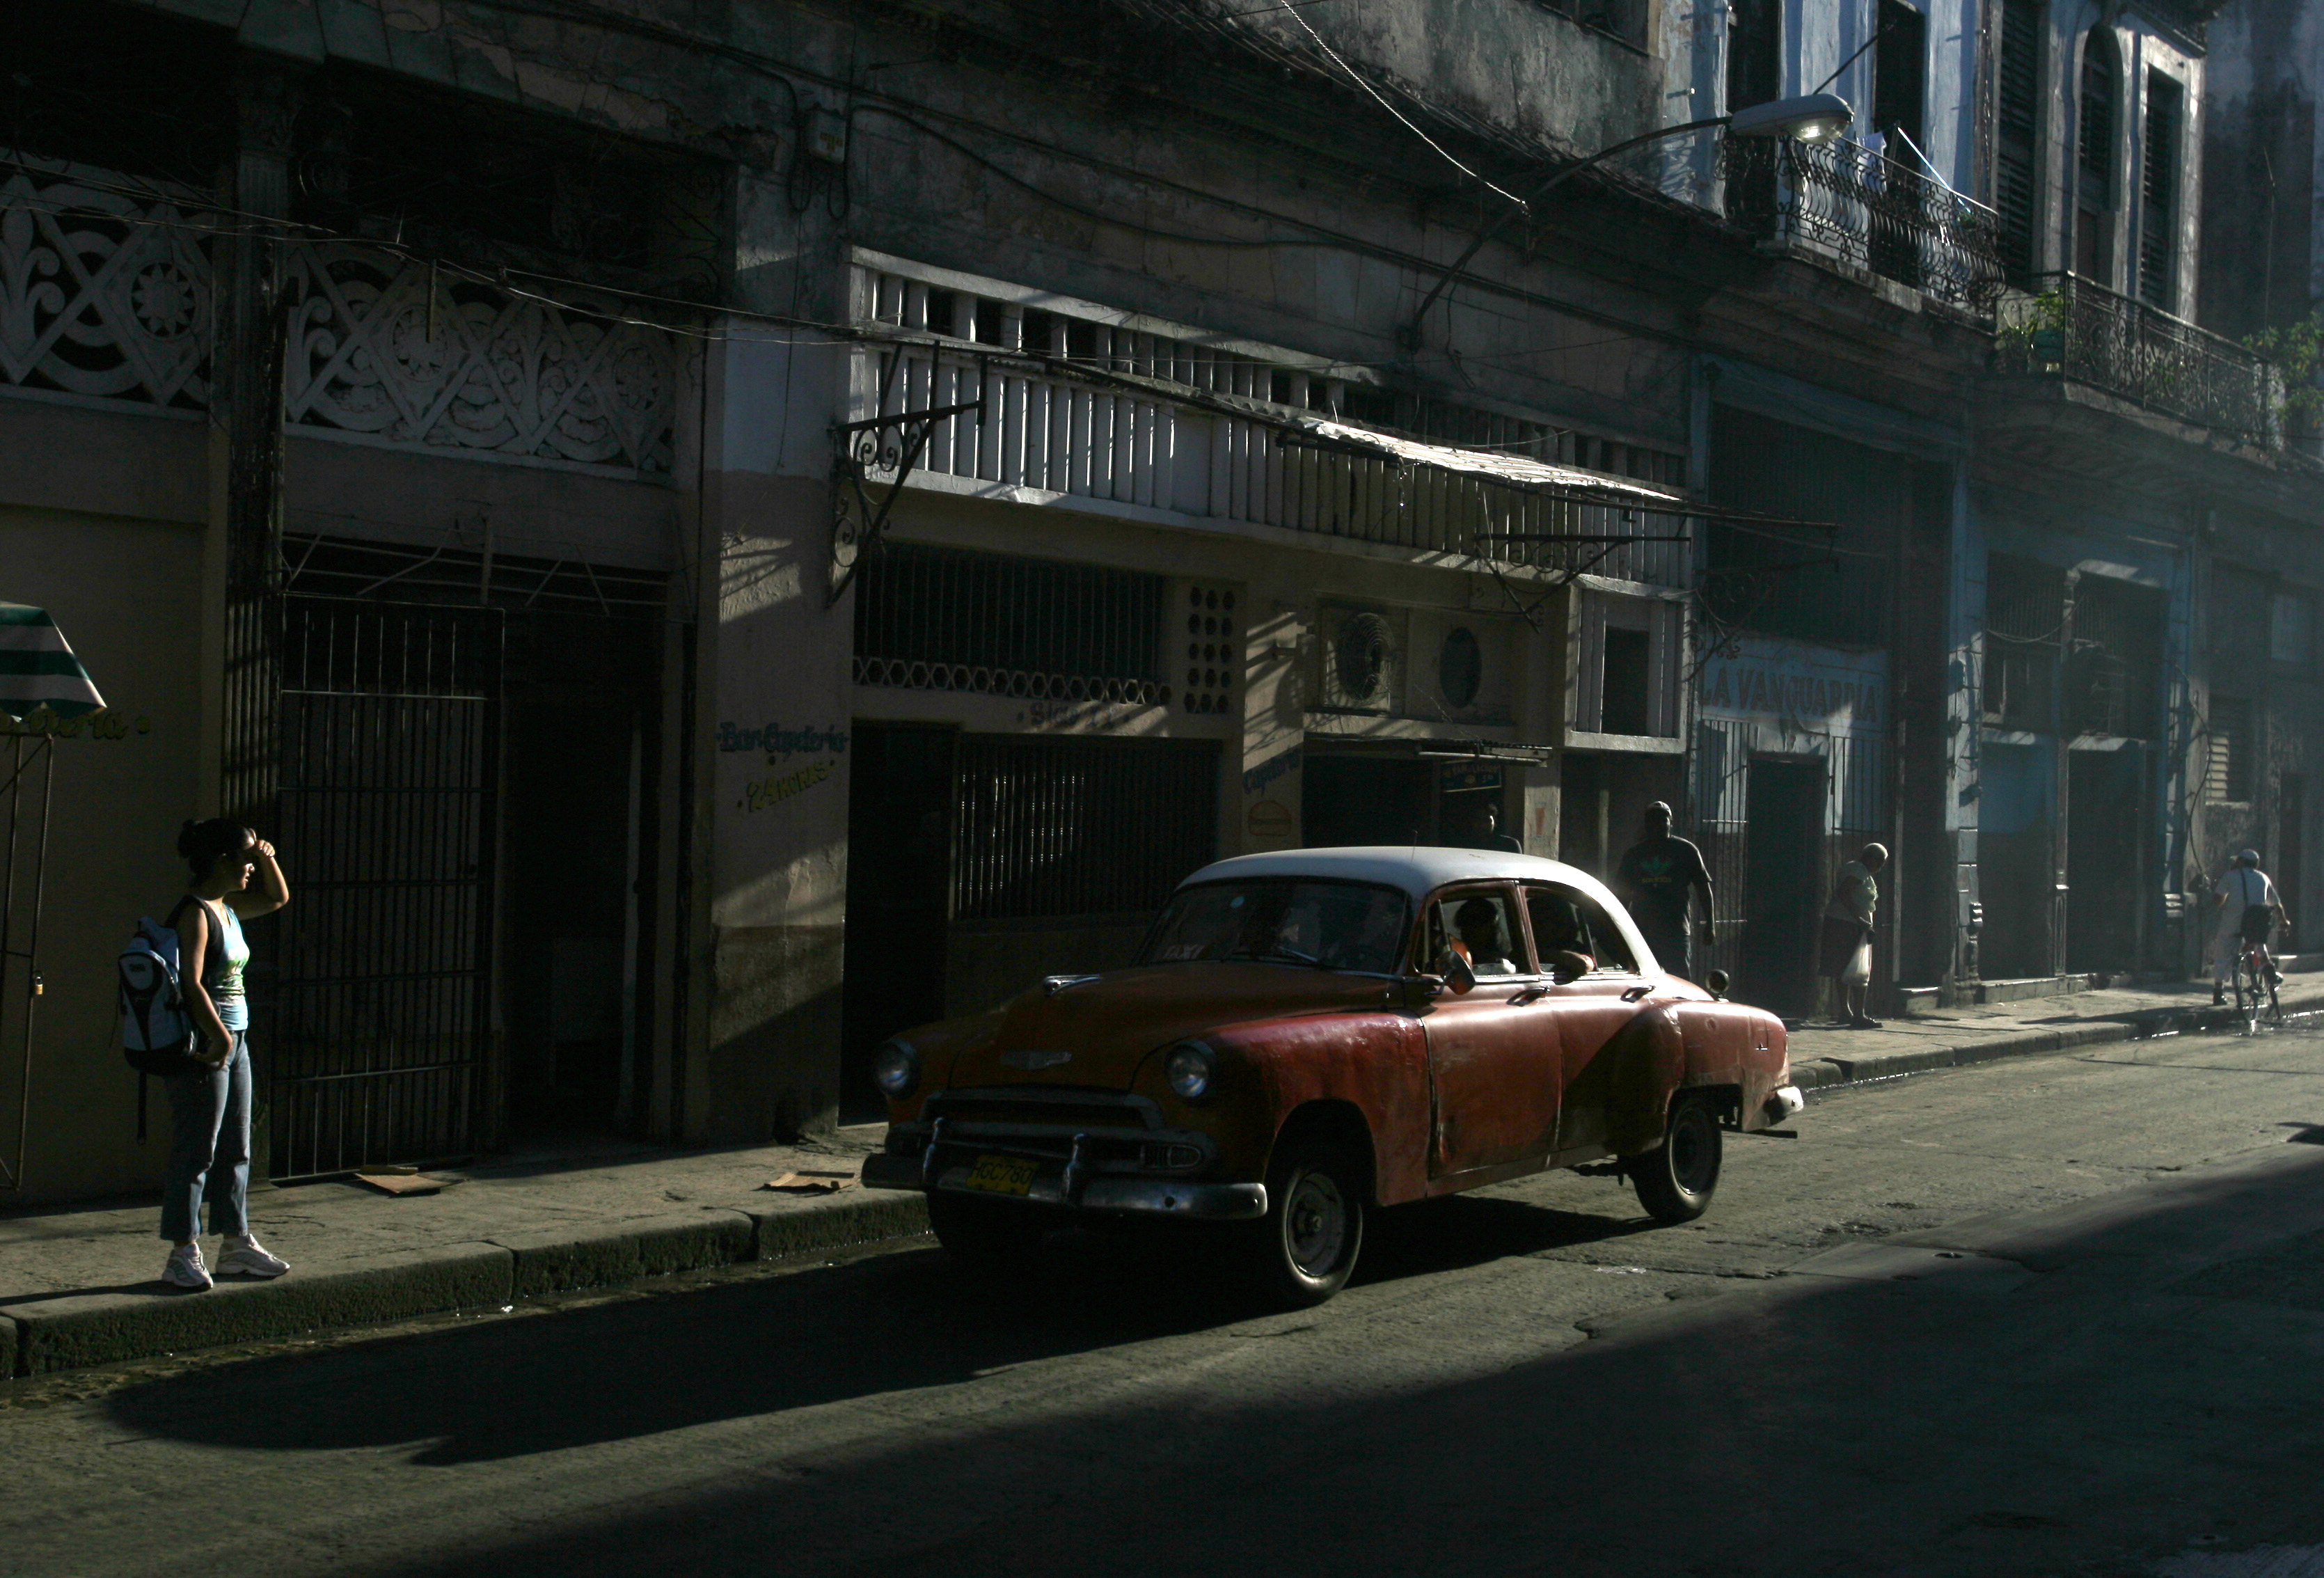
[{"xmin": 175, "ymin": 820, "xmax": 200, "ymax": 856}]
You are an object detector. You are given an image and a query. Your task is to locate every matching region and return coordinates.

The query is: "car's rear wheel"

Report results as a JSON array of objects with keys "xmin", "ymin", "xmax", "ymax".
[
  {"xmin": 928, "ymin": 1192, "xmax": 1052, "ymax": 1265},
  {"xmin": 1631, "ymin": 1091, "xmax": 1722, "ymax": 1224},
  {"xmin": 1242, "ymin": 1136, "xmax": 1365, "ymax": 1307}
]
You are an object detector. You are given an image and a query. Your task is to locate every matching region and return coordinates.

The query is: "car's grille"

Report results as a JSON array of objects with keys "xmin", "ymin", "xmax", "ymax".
[
  {"xmin": 906, "ymin": 1087, "xmax": 1211, "ymax": 1174},
  {"xmin": 924, "ymin": 1088, "xmax": 1155, "ymax": 1133}
]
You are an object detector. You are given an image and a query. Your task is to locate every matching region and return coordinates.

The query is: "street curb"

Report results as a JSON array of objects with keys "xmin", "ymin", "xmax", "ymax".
[
  {"xmin": 0, "ymin": 1241, "xmax": 515, "ymax": 1376},
  {"xmin": 1792, "ymin": 990, "xmax": 2324, "ymax": 1094},
  {"xmin": 0, "ymin": 1190, "xmax": 932, "ymax": 1380}
]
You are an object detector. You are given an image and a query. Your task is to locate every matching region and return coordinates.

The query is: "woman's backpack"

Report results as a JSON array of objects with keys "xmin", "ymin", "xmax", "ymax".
[{"xmin": 118, "ymin": 917, "xmax": 210, "ymax": 1078}]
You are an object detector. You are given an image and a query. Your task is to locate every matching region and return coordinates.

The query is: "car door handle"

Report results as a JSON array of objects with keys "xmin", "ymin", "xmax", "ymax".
[
  {"xmin": 1621, "ymin": 983, "xmax": 1657, "ymax": 1002},
  {"xmin": 1509, "ymin": 985, "xmax": 1551, "ymax": 1004}
]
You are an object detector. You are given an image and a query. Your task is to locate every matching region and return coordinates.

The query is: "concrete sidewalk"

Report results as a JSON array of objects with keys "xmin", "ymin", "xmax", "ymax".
[
  {"xmin": 0, "ymin": 1126, "xmax": 923, "ymax": 1379},
  {"xmin": 1, "ymin": 972, "xmax": 2315, "ymax": 1382},
  {"xmin": 1783, "ymin": 973, "xmax": 2324, "ymax": 1089}
]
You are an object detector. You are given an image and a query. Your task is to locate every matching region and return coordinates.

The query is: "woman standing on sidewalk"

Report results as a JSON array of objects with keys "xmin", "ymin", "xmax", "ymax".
[{"xmin": 159, "ymin": 820, "xmax": 294, "ymax": 1291}]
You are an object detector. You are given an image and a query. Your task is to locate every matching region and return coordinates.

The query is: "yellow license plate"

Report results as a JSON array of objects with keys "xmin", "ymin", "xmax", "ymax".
[{"xmin": 963, "ymin": 1153, "xmax": 1041, "ymax": 1196}]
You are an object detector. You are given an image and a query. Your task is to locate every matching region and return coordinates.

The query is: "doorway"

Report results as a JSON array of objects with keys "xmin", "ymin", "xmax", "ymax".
[
  {"xmin": 2065, "ymin": 748, "xmax": 2144, "ymax": 975},
  {"xmin": 1741, "ymin": 758, "xmax": 1824, "ymax": 1018},
  {"xmin": 1302, "ymin": 755, "xmax": 1437, "ymax": 847},
  {"xmin": 840, "ymin": 723, "xmax": 955, "ymax": 1120}
]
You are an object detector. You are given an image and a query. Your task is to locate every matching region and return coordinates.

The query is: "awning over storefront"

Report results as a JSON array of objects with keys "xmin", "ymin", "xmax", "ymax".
[
  {"xmin": 1290, "ymin": 419, "xmax": 1689, "ymax": 511},
  {"xmin": 0, "ymin": 605, "xmax": 105, "ymax": 720}
]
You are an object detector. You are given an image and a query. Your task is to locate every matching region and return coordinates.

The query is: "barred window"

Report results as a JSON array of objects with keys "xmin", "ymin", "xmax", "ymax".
[
  {"xmin": 1985, "ymin": 554, "xmax": 2064, "ymax": 732},
  {"xmin": 853, "ymin": 543, "xmax": 1168, "ymax": 705}
]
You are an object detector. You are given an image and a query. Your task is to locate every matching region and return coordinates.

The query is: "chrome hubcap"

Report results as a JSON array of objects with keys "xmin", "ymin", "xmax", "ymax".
[{"xmin": 1283, "ymin": 1169, "xmax": 1347, "ymax": 1278}]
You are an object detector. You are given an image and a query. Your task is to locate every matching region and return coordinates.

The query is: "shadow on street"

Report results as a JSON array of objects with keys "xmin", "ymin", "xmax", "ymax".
[{"xmin": 98, "ymin": 1146, "xmax": 2324, "ymax": 1577}]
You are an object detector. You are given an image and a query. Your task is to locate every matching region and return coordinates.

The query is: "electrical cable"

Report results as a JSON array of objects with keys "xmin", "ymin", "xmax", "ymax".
[{"xmin": 1278, "ymin": 3, "xmax": 1530, "ymax": 212}]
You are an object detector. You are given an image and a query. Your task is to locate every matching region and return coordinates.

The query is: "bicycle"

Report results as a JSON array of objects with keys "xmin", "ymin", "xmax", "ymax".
[{"xmin": 2233, "ymin": 930, "xmax": 2282, "ymax": 1035}]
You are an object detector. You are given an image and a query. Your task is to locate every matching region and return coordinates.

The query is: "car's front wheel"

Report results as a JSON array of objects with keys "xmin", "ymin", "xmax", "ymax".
[
  {"xmin": 1242, "ymin": 1136, "xmax": 1366, "ymax": 1307},
  {"xmin": 928, "ymin": 1192, "xmax": 1052, "ymax": 1265},
  {"xmin": 1631, "ymin": 1090, "xmax": 1723, "ymax": 1223}
]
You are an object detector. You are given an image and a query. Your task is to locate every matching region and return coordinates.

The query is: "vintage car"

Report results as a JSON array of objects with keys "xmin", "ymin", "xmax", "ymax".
[{"xmin": 862, "ymin": 847, "xmax": 1800, "ymax": 1306}]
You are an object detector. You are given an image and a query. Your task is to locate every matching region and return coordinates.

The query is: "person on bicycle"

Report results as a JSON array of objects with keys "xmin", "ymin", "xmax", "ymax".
[{"xmin": 2212, "ymin": 849, "xmax": 2286, "ymax": 1006}]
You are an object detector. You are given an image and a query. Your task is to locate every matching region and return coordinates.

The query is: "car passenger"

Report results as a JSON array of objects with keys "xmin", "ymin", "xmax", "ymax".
[
  {"xmin": 1452, "ymin": 898, "xmax": 1521, "ymax": 975},
  {"xmin": 1530, "ymin": 894, "xmax": 1597, "ymax": 981}
]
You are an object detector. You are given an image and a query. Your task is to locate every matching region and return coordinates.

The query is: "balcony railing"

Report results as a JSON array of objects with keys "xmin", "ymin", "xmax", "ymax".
[
  {"xmin": 1993, "ymin": 273, "xmax": 2284, "ymax": 443},
  {"xmin": 1720, "ymin": 136, "xmax": 2005, "ymax": 310},
  {"xmin": 848, "ymin": 339, "xmax": 1695, "ymax": 588}
]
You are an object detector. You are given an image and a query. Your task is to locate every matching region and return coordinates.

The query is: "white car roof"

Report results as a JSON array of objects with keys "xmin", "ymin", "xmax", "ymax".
[
  {"xmin": 1177, "ymin": 846, "xmax": 1661, "ymax": 976},
  {"xmin": 1180, "ymin": 846, "xmax": 1627, "ymax": 914}
]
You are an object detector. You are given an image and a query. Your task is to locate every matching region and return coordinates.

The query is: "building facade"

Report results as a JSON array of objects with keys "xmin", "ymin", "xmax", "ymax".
[{"xmin": 1, "ymin": 0, "xmax": 2317, "ymax": 1204}]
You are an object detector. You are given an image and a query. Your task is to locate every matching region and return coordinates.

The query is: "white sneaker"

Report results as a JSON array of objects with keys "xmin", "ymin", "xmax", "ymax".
[
  {"xmin": 164, "ymin": 1242, "xmax": 213, "ymax": 1291},
  {"xmin": 216, "ymin": 1234, "xmax": 290, "ymax": 1279}
]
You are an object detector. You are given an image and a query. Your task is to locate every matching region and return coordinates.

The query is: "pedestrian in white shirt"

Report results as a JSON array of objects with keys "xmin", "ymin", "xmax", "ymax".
[{"xmin": 2213, "ymin": 849, "xmax": 2286, "ymax": 1005}]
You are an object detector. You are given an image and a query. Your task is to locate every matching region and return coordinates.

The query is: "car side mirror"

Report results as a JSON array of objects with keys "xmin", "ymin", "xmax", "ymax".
[
  {"xmin": 1397, "ymin": 972, "xmax": 1448, "ymax": 1007},
  {"xmin": 1706, "ymin": 968, "xmax": 1731, "ymax": 1001},
  {"xmin": 1432, "ymin": 949, "xmax": 1478, "ymax": 996}
]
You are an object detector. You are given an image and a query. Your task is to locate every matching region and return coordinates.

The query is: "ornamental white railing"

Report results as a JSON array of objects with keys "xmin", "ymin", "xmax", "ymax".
[
  {"xmin": 0, "ymin": 161, "xmax": 214, "ymax": 413},
  {"xmin": 851, "ymin": 338, "xmax": 1691, "ymax": 587},
  {"xmin": 284, "ymin": 246, "xmax": 680, "ymax": 477},
  {"xmin": 0, "ymin": 157, "xmax": 681, "ymax": 479}
]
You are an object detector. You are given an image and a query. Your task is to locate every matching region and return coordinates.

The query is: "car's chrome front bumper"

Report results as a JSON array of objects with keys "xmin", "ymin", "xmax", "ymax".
[
  {"xmin": 1762, "ymin": 1084, "xmax": 1805, "ymax": 1125},
  {"xmin": 860, "ymin": 1150, "xmax": 1267, "ymax": 1221}
]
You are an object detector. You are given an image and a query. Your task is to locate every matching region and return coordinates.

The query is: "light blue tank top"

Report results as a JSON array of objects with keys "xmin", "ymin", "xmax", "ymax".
[{"xmin": 193, "ymin": 899, "xmax": 251, "ymax": 1032}]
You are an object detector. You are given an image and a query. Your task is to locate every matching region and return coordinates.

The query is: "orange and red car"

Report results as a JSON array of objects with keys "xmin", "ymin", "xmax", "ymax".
[{"xmin": 862, "ymin": 847, "xmax": 1800, "ymax": 1305}]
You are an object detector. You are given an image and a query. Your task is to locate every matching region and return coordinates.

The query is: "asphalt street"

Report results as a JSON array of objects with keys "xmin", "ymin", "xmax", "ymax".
[{"xmin": 9, "ymin": 1024, "xmax": 2324, "ymax": 1578}]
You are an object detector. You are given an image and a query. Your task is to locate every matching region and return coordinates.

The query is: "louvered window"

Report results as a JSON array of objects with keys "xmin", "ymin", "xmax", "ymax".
[
  {"xmin": 2207, "ymin": 696, "xmax": 2252, "ymax": 803},
  {"xmin": 2076, "ymin": 29, "xmax": 2119, "ymax": 282},
  {"xmin": 2139, "ymin": 72, "xmax": 2183, "ymax": 308},
  {"xmin": 1994, "ymin": 0, "xmax": 2041, "ymax": 285}
]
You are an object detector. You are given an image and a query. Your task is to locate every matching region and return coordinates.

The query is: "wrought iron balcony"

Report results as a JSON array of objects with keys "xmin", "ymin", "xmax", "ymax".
[
  {"xmin": 1992, "ymin": 273, "xmax": 2284, "ymax": 443},
  {"xmin": 1719, "ymin": 136, "xmax": 2005, "ymax": 310}
]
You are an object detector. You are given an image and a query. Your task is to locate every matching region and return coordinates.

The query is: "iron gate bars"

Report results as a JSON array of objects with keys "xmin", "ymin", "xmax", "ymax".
[
  {"xmin": 0, "ymin": 734, "xmax": 54, "ymax": 1190},
  {"xmin": 267, "ymin": 598, "xmax": 502, "ymax": 1181}
]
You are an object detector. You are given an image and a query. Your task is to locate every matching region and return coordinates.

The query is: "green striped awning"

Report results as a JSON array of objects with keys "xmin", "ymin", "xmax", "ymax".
[{"xmin": 0, "ymin": 604, "xmax": 106, "ymax": 720}]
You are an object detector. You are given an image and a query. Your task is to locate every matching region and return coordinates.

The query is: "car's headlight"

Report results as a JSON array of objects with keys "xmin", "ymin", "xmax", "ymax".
[
  {"xmin": 874, "ymin": 1039, "xmax": 920, "ymax": 1098},
  {"xmin": 1164, "ymin": 1041, "xmax": 1217, "ymax": 1101}
]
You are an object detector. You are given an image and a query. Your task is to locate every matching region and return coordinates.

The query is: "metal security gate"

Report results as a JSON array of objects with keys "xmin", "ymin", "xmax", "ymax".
[
  {"xmin": 951, "ymin": 735, "xmax": 1219, "ymax": 920},
  {"xmin": 267, "ymin": 599, "xmax": 501, "ymax": 1179}
]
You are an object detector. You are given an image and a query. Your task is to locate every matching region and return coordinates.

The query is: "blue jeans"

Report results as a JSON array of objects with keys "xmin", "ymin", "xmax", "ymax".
[
  {"xmin": 159, "ymin": 1033, "xmax": 250, "ymax": 1243},
  {"xmin": 1641, "ymin": 926, "xmax": 1691, "ymax": 981}
]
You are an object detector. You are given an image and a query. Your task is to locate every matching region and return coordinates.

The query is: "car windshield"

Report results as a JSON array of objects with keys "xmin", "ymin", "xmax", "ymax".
[{"xmin": 1139, "ymin": 879, "xmax": 1412, "ymax": 974}]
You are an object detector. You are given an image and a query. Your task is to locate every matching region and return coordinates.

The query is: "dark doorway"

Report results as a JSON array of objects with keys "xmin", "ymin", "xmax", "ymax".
[
  {"xmin": 1560, "ymin": 753, "xmax": 1611, "ymax": 878},
  {"xmin": 1741, "ymin": 759, "xmax": 1824, "ymax": 1018},
  {"xmin": 1303, "ymin": 755, "xmax": 1436, "ymax": 847},
  {"xmin": 499, "ymin": 611, "xmax": 661, "ymax": 1136},
  {"xmin": 840, "ymin": 723, "xmax": 955, "ymax": 1121},
  {"xmin": 2281, "ymin": 775, "xmax": 2305, "ymax": 952},
  {"xmin": 2064, "ymin": 749, "xmax": 2143, "ymax": 975}
]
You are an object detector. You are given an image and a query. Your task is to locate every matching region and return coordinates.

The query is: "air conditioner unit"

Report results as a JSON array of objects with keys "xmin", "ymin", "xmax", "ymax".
[
  {"xmin": 1407, "ymin": 610, "xmax": 1514, "ymax": 725},
  {"xmin": 1316, "ymin": 601, "xmax": 1403, "ymax": 715}
]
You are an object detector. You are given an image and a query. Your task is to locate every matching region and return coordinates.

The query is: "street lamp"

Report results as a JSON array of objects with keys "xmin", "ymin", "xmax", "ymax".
[
  {"xmin": 1726, "ymin": 92, "xmax": 1853, "ymax": 142},
  {"xmin": 1401, "ymin": 94, "xmax": 1856, "ymax": 346}
]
